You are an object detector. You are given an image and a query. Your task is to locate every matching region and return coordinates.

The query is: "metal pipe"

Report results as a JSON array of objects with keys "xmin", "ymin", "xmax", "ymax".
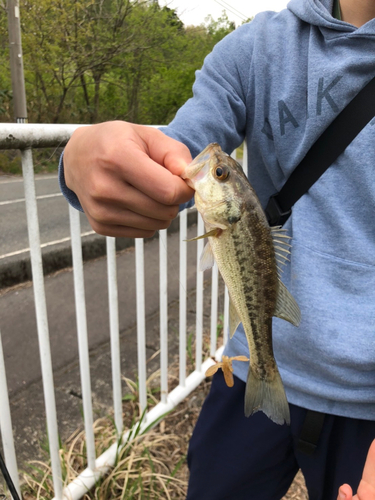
[
  {"xmin": 0, "ymin": 123, "xmax": 160, "ymax": 149},
  {"xmin": 179, "ymin": 210, "xmax": 187, "ymax": 386},
  {"xmin": 243, "ymin": 142, "xmax": 249, "ymax": 177},
  {"xmin": 223, "ymin": 286, "xmax": 230, "ymax": 346},
  {"xmin": 0, "ymin": 123, "xmax": 86, "ymax": 149},
  {"xmin": 195, "ymin": 215, "xmax": 204, "ymax": 371},
  {"xmin": 135, "ymin": 238, "xmax": 147, "ymax": 412},
  {"xmin": 210, "ymin": 264, "xmax": 219, "ymax": 356},
  {"xmin": 159, "ymin": 230, "xmax": 168, "ymax": 404},
  {"xmin": 106, "ymin": 237, "xmax": 123, "ymax": 437},
  {"xmin": 21, "ymin": 148, "xmax": 63, "ymax": 499},
  {"xmin": 69, "ymin": 206, "xmax": 96, "ymax": 470},
  {"xmin": 0, "ymin": 331, "xmax": 21, "ymax": 499}
]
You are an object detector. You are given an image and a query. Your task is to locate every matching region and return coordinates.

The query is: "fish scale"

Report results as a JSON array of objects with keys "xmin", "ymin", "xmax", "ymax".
[
  {"xmin": 215, "ymin": 212, "xmax": 278, "ymax": 375},
  {"xmin": 182, "ymin": 143, "xmax": 301, "ymax": 425}
]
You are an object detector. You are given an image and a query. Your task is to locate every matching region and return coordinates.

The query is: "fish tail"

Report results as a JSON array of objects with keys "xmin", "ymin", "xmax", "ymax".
[{"xmin": 244, "ymin": 365, "xmax": 290, "ymax": 425}]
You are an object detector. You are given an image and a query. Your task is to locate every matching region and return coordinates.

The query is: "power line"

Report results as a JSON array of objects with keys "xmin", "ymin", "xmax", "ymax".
[
  {"xmin": 214, "ymin": 0, "xmax": 248, "ymax": 21},
  {"xmin": 216, "ymin": 0, "xmax": 249, "ymax": 19}
]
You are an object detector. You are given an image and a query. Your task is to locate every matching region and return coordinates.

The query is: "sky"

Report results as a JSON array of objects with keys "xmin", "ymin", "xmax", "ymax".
[{"xmin": 160, "ymin": 0, "xmax": 289, "ymax": 26}]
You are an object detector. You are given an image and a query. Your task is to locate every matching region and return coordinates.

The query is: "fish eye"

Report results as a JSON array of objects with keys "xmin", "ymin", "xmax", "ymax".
[{"xmin": 214, "ymin": 166, "xmax": 230, "ymax": 181}]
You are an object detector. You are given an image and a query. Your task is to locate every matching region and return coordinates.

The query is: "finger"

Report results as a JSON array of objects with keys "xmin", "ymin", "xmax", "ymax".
[
  {"xmin": 357, "ymin": 479, "xmax": 375, "ymax": 500},
  {"xmin": 362, "ymin": 440, "xmax": 375, "ymax": 487},
  {"xmin": 86, "ymin": 217, "xmax": 158, "ymax": 239},
  {"xmin": 117, "ymin": 143, "xmax": 194, "ymax": 206},
  {"xmin": 84, "ymin": 177, "xmax": 180, "ymax": 222},
  {"xmin": 85, "ymin": 209, "xmax": 172, "ymax": 234},
  {"xmin": 338, "ymin": 484, "xmax": 353, "ymax": 500},
  {"xmin": 105, "ymin": 125, "xmax": 194, "ymax": 205},
  {"xmin": 135, "ymin": 124, "xmax": 193, "ymax": 176}
]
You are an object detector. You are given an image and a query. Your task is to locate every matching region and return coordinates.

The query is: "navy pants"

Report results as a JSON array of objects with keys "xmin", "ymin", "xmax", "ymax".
[{"xmin": 186, "ymin": 372, "xmax": 375, "ymax": 500}]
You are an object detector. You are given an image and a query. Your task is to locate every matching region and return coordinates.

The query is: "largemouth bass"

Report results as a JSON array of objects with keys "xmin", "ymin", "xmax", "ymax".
[{"xmin": 182, "ymin": 143, "xmax": 301, "ymax": 425}]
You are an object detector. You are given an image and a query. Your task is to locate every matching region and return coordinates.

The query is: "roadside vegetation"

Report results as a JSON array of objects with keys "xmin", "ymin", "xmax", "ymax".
[
  {"xmin": 21, "ymin": 375, "xmax": 307, "ymax": 499},
  {"xmin": 0, "ymin": 0, "xmax": 237, "ymax": 175},
  {"xmin": 20, "ymin": 328, "xmax": 307, "ymax": 499}
]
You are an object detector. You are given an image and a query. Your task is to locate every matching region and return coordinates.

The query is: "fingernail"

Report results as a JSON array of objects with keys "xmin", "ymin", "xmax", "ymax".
[{"xmin": 339, "ymin": 490, "xmax": 346, "ymax": 499}]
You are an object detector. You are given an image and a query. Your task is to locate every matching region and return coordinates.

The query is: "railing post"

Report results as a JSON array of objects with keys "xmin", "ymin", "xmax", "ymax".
[
  {"xmin": 69, "ymin": 206, "xmax": 96, "ymax": 470},
  {"xmin": 0, "ymin": 331, "xmax": 21, "ymax": 499},
  {"xmin": 159, "ymin": 230, "xmax": 168, "ymax": 403},
  {"xmin": 135, "ymin": 238, "xmax": 147, "ymax": 413},
  {"xmin": 210, "ymin": 264, "xmax": 219, "ymax": 356},
  {"xmin": 179, "ymin": 210, "xmax": 187, "ymax": 386},
  {"xmin": 195, "ymin": 215, "xmax": 204, "ymax": 371},
  {"xmin": 106, "ymin": 237, "xmax": 123, "ymax": 437},
  {"xmin": 21, "ymin": 147, "xmax": 63, "ymax": 499}
]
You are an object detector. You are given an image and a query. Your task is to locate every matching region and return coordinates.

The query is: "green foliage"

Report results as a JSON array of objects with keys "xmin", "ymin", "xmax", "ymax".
[{"xmin": 0, "ymin": 0, "xmax": 237, "ymax": 126}]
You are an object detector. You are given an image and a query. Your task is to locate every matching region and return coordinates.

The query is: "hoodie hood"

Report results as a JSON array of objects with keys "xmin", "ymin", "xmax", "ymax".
[{"xmin": 287, "ymin": 0, "xmax": 354, "ymax": 32}]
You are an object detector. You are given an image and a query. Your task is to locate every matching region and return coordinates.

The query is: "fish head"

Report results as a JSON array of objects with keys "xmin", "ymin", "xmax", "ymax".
[
  {"xmin": 181, "ymin": 143, "xmax": 253, "ymax": 228},
  {"xmin": 182, "ymin": 143, "xmax": 233, "ymax": 189}
]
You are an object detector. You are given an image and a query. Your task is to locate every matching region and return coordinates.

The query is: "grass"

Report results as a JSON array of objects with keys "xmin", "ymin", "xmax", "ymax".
[
  {"xmin": 0, "ymin": 148, "xmax": 61, "ymax": 176},
  {"xmin": 19, "ymin": 367, "xmax": 307, "ymax": 500},
  {"xmin": 17, "ymin": 315, "xmax": 307, "ymax": 500},
  {"xmin": 20, "ymin": 367, "xmax": 210, "ymax": 500}
]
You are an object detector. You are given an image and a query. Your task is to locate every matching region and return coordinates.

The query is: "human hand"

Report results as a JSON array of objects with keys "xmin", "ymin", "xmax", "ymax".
[
  {"xmin": 63, "ymin": 121, "xmax": 194, "ymax": 238},
  {"xmin": 338, "ymin": 440, "xmax": 375, "ymax": 500}
]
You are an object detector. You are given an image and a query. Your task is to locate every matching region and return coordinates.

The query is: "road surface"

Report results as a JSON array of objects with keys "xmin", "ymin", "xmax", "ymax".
[{"xmin": 0, "ymin": 173, "xmax": 92, "ymax": 261}]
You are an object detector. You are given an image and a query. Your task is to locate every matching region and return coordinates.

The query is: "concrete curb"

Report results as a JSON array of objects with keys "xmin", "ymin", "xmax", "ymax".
[{"xmin": 0, "ymin": 210, "xmax": 197, "ymax": 290}]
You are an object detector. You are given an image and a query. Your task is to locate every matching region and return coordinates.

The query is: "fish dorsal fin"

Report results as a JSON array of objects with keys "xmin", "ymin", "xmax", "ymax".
[
  {"xmin": 199, "ymin": 241, "xmax": 215, "ymax": 271},
  {"xmin": 271, "ymin": 226, "xmax": 292, "ymax": 274},
  {"xmin": 274, "ymin": 279, "xmax": 301, "ymax": 327},
  {"xmin": 229, "ymin": 299, "xmax": 241, "ymax": 338}
]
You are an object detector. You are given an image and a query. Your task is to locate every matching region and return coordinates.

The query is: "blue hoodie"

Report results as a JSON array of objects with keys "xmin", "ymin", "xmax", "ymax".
[
  {"xmin": 60, "ymin": 0, "xmax": 375, "ymax": 420},
  {"xmin": 161, "ymin": 0, "xmax": 375, "ymax": 420}
]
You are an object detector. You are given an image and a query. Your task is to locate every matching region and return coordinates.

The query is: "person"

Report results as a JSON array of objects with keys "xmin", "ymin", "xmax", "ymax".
[
  {"xmin": 60, "ymin": 0, "xmax": 375, "ymax": 498},
  {"xmin": 337, "ymin": 439, "xmax": 375, "ymax": 500}
]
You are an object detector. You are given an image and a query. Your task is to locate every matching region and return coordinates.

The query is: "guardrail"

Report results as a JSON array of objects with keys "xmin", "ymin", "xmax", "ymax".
[{"xmin": 0, "ymin": 124, "xmax": 244, "ymax": 499}]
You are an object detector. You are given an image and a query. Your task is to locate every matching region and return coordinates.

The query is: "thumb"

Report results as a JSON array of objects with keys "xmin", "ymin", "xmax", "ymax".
[
  {"xmin": 135, "ymin": 124, "xmax": 193, "ymax": 176},
  {"xmin": 338, "ymin": 484, "xmax": 353, "ymax": 500},
  {"xmin": 164, "ymin": 146, "xmax": 193, "ymax": 177}
]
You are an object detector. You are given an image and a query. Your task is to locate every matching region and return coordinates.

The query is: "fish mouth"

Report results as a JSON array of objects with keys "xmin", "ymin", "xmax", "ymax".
[
  {"xmin": 181, "ymin": 143, "xmax": 221, "ymax": 188},
  {"xmin": 181, "ymin": 158, "xmax": 206, "ymax": 188}
]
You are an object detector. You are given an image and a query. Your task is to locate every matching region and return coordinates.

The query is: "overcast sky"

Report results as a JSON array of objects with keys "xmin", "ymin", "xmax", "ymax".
[{"xmin": 160, "ymin": 0, "xmax": 289, "ymax": 26}]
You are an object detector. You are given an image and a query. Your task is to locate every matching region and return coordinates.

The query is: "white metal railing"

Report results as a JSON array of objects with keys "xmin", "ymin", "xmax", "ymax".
[{"xmin": 0, "ymin": 124, "xmax": 241, "ymax": 499}]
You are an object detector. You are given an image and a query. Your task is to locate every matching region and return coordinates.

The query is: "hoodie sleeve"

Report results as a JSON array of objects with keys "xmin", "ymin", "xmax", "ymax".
[
  {"xmin": 58, "ymin": 151, "xmax": 84, "ymax": 212},
  {"xmin": 160, "ymin": 22, "xmax": 255, "ymax": 157}
]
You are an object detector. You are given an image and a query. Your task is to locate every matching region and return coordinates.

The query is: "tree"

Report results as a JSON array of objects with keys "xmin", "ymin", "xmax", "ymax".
[{"xmin": 0, "ymin": 0, "xmax": 237, "ymax": 125}]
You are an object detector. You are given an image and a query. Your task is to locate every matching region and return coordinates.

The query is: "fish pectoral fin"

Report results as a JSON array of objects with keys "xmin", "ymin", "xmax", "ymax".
[
  {"xmin": 274, "ymin": 279, "xmax": 301, "ymax": 327},
  {"xmin": 185, "ymin": 228, "xmax": 222, "ymax": 242},
  {"xmin": 229, "ymin": 299, "xmax": 241, "ymax": 338},
  {"xmin": 199, "ymin": 241, "xmax": 215, "ymax": 271}
]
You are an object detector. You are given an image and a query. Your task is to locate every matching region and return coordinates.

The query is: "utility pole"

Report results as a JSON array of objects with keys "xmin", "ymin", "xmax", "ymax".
[{"xmin": 7, "ymin": 0, "xmax": 27, "ymax": 123}]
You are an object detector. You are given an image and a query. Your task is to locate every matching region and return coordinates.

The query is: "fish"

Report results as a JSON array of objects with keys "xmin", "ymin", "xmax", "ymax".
[{"xmin": 182, "ymin": 143, "xmax": 301, "ymax": 425}]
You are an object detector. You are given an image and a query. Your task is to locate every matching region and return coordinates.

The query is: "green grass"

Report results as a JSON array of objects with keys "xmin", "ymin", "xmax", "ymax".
[{"xmin": 0, "ymin": 148, "xmax": 61, "ymax": 176}]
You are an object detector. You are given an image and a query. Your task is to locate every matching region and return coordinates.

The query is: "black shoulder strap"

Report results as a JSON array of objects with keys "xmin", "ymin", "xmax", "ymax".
[
  {"xmin": 297, "ymin": 410, "xmax": 325, "ymax": 456},
  {"xmin": 266, "ymin": 75, "xmax": 375, "ymax": 226}
]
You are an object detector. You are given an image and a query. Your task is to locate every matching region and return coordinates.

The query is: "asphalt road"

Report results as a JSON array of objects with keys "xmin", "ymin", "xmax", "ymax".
[
  {"xmin": 0, "ymin": 171, "xmax": 208, "ymax": 468},
  {"xmin": 0, "ymin": 173, "xmax": 92, "ymax": 260},
  {"xmin": 0, "ymin": 224, "xmax": 200, "ymax": 395},
  {"xmin": 0, "ymin": 172, "xmax": 202, "ymax": 394}
]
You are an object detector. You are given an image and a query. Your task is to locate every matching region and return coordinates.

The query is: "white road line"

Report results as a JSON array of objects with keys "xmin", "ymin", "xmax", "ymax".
[
  {"xmin": 0, "ymin": 175, "xmax": 58, "ymax": 184},
  {"xmin": 0, "ymin": 192, "xmax": 63, "ymax": 206},
  {"xmin": 0, "ymin": 231, "xmax": 96, "ymax": 260}
]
